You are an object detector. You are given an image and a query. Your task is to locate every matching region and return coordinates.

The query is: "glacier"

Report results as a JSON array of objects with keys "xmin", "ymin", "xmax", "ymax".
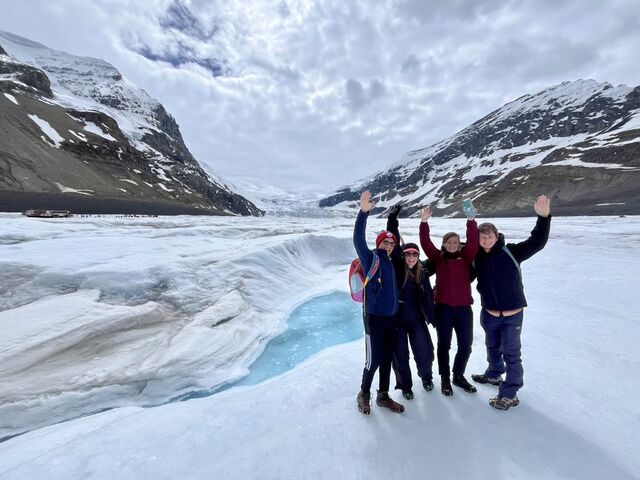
[{"xmin": 0, "ymin": 213, "xmax": 639, "ymax": 479}]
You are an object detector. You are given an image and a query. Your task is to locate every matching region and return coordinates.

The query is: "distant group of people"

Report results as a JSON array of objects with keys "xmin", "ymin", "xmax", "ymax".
[{"xmin": 353, "ymin": 191, "xmax": 551, "ymax": 414}]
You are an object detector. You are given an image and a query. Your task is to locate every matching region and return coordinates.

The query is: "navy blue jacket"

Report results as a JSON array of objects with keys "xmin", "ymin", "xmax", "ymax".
[
  {"xmin": 475, "ymin": 215, "xmax": 551, "ymax": 311},
  {"xmin": 386, "ymin": 214, "xmax": 436, "ymax": 324},
  {"xmin": 353, "ymin": 210, "xmax": 399, "ymax": 316}
]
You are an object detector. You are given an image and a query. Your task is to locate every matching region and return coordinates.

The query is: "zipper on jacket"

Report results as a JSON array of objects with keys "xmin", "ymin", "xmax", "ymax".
[{"xmin": 488, "ymin": 261, "xmax": 501, "ymax": 310}]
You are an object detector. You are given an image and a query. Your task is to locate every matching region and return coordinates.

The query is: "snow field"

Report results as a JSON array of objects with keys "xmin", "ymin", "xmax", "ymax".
[{"xmin": 0, "ymin": 214, "xmax": 638, "ymax": 479}]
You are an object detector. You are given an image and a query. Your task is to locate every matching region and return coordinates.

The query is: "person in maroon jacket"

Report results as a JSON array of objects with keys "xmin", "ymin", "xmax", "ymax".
[{"xmin": 419, "ymin": 205, "xmax": 479, "ymax": 396}]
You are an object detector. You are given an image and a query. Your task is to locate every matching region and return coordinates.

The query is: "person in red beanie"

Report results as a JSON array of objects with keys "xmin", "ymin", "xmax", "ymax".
[
  {"xmin": 420, "ymin": 204, "xmax": 479, "ymax": 396},
  {"xmin": 353, "ymin": 191, "xmax": 404, "ymax": 415}
]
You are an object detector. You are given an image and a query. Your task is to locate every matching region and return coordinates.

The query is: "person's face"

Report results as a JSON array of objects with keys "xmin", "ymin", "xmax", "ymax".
[
  {"xmin": 443, "ymin": 236, "xmax": 461, "ymax": 253},
  {"xmin": 480, "ymin": 232, "xmax": 498, "ymax": 251},
  {"xmin": 380, "ymin": 239, "xmax": 395, "ymax": 255},
  {"xmin": 404, "ymin": 251, "xmax": 419, "ymax": 268}
]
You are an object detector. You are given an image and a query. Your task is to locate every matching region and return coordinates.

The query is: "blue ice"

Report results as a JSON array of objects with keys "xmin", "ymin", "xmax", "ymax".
[{"xmin": 179, "ymin": 291, "xmax": 362, "ymax": 400}]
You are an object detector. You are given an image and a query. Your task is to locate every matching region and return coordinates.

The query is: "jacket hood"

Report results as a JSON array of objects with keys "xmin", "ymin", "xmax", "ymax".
[{"xmin": 488, "ymin": 233, "xmax": 506, "ymax": 253}]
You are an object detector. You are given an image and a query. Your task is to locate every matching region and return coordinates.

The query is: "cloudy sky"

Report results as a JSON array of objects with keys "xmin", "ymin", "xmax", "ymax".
[{"xmin": 1, "ymin": 0, "xmax": 639, "ymax": 200}]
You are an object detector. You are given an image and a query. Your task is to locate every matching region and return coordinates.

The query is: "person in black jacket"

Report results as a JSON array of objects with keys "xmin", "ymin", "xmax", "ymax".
[
  {"xmin": 471, "ymin": 195, "xmax": 551, "ymax": 411},
  {"xmin": 353, "ymin": 191, "xmax": 405, "ymax": 415},
  {"xmin": 386, "ymin": 206, "xmax": 437, "ymax": 400}
]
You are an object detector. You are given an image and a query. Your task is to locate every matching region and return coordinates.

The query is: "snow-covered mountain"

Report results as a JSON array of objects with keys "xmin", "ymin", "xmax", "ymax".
[
  {"xmin": 0, "ymin": 30, "xmax": 263, "ymax": 216},
  {"xmin": 320, "ymin": 79, "xmax": 640, "ymax": 217}
]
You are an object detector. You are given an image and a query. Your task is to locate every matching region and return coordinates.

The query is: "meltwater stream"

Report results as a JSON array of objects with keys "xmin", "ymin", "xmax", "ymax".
[{"xmin": 179, "ymin": 291, "xmax": 363, "ymax": 401}]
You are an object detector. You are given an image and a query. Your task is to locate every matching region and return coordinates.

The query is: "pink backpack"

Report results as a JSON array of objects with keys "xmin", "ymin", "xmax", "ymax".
[{"xmin": 348, "ymin": 254, "xmax": 380, "ymax": 302}]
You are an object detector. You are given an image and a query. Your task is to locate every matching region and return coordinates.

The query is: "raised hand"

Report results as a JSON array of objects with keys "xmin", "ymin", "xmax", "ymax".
[
  {"xmin": 360, "ymin": 191, "xmax": 376, "ymax": 212},
  {"xmin": 534, "ymin": 195, "xmax": 551, "ymax": 218},
  {"xmin": 389, "ymin": 204, "xmax": 402, "ymax": 218},
  {"xmin": 421, "ymin": 206, "xmax": 432, "ymax": 222}
]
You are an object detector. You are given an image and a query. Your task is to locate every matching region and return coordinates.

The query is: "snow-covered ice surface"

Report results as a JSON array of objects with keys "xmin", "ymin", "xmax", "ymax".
[{"xmin": 0, "ymin": 213, "xmax": 639, "ymax": 479}]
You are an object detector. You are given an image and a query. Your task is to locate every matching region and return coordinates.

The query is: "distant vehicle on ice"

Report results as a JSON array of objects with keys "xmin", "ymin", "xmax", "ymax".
[{"xmin": 23, "ymin": 209, "xmax": 72, "ymax": 218}]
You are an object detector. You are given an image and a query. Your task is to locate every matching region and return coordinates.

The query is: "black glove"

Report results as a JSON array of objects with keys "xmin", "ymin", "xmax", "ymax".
[{"xmin": 389, "ymin": 204, "xmax": 402, "ymax": 219}]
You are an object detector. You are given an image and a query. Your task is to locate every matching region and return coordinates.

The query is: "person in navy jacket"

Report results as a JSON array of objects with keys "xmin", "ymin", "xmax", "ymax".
[
  {"xmin": 471, "ymin": 195, "xmax": 552, "ymax": 411},
  {"xmin": 353, "ymin": 191, "xmax": 405, "ymax": 415}
]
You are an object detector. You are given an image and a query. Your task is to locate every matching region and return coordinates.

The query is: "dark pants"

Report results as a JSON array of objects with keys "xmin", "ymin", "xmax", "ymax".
[
  {"xmin": 361, "ymin": 313, "xmax": 397, "ymax": 394},
  {"xmin": 434, "ymin": 304, "xmax": 473, "ymax": 377},
  {"xmin": 392, "ymin": 306, "xmax": 434, "ymax": 390},
  {"xmin": 480, "ymin": 309, "xmax": 524, "ymax": 398}
]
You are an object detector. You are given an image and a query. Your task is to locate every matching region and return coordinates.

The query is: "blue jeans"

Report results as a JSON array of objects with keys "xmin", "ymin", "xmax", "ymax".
[{"xmin": 480, "ymin": 309, "xmax": 524, "ymax": 398}]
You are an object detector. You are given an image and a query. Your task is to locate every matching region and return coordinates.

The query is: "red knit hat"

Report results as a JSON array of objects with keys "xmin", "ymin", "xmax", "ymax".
[{"xmin": 375, "ymin": 230, "xmax": 397, "ymax": 248}]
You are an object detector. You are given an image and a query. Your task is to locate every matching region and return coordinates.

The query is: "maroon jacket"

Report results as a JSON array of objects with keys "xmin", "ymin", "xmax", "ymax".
[{"xmin": 419, "ymin": 219, "xmax": 479, "ymax": 307}]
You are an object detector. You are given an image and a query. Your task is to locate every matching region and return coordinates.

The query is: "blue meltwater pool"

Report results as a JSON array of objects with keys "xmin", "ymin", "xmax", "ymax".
[{"xmin": 178, "ymin": 291, "xmax": 363, "ymax": 401}]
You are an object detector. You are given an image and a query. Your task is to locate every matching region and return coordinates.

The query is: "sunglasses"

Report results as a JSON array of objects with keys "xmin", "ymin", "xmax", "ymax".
[{"xmin": 404, "ymin": 252, "xmax": 419, "ymax": 257}]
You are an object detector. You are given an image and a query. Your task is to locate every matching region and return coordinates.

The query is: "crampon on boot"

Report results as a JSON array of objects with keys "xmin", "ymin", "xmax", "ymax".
[{"xmin": 471, "ymin": 374, "xmax": 503, "ymax": 386}]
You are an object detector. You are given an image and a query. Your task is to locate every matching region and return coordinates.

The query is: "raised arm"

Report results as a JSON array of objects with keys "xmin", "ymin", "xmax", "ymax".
[
  {"xmin": 386, "ymin": 204, "xmax": 405, "ymax": 265},
  {"xmin": 353, "ymin": 191, "xmax": 375, "ymax": 271},
  {"xmin": 419, "ymin": 206, "xmax": 441, "ymax": 261},
  {"xmin": 509, "ymin": 195, "xmax": 552, "ymax": 262},
  {"xmin": 386, "ymin": 204, "xmax": 402, "ymax": 244},
  {"xmin": 463, "ymin": 220, "xmax": 479, "ymax": 262}
]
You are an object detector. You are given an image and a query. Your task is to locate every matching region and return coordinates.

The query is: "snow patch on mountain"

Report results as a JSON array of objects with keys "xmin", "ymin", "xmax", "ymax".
[
  {"xmin": 3, "ymin": 92, "xmax": 18, "ymax": 104},
  {"xmin": 27, "ymin": 114, "xmax": 64, "ymax": 147}
]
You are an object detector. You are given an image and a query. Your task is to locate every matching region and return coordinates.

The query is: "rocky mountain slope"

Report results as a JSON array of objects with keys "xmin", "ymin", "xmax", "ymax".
[
  {"xmin": 0, "ymin": 30, "xmax": 262, "ymax": 216},
  {"xmin": 320, "ymin": 79, "xmax": 640, "ymax": 217}
]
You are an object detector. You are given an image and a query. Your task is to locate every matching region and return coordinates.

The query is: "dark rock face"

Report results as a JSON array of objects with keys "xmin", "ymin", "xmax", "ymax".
[
  {"xmin": 0, "ymin": 56, "xmax": 53, "ymax": 97},
  {"xmin": 321, "ymin": 80, "xmax": 640, "ymax": 217}
]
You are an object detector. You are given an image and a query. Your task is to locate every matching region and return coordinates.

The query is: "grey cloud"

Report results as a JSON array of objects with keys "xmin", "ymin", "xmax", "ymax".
[
  {"xmin": 160, "ymin": 1, "xmax": 218, "ymax": 41},
  {"xmin": 344, "ymin": 78, "xmax": 387, "ymax": 112},
  {"xmin": 130, "ymin": 40, "xmax": 229, "ymax": 77},
  {"xmin": 344, "ymin": 78, "xmax": 366, "ymax": 111},
  {"xmin": 479, "ymin": 36, "xmax": 598, "ymax": 83},
  {"xmin": 369, "ymin": 79, "xmax": 386, "ymax": 99},
  {"xmin": 393, "ymin": 0, "xmax": 509, "ymax": 24},
  {"xmin": 277, "ymin": 1, "xmax": 292, "ymax": 18}
]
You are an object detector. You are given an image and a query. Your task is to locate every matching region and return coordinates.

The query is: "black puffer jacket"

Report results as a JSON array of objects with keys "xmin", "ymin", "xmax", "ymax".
[
  {"xmin": 475, "ymin": 215, "xmax": 551, "ymax": 311},
  {"xmin": 387, "ymin": 211, "xmax": 436, "ymax": 324}
]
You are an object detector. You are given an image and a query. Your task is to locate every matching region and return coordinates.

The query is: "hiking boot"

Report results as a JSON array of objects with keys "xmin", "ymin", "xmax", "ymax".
[
  {"xmin": 376, "ymin": 391, "xmax": 405, "ymax": 413},
  {"xmin": 422, "ymin": 380, "xmax": 434, "ymax": 392},
  {"xmin": 441, "ymin": 376, "xmax": 453, "ymax": 396},
  {"xmin": 489, "ymin": 395, "xmax": 520, "ymax": 411},
  {"xmin": 471, "ymin": 373, "xmax": 503, "ymax": 386},
  {"xmin": 357, "ymin": 390, "xmax": 371, "ymax": 415},
  {"xmin": 453, "ymin": 373, "xmax": 477, "ymax": 393},
  {"xmin": 402, "ymin": 389, "xmax": 414, "ymax": 400}
]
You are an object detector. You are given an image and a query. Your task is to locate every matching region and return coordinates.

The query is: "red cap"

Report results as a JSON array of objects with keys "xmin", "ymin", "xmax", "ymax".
[
  {"xmin": 375, "ymin": 230, "xmax": 397, "ymax": 248},
  {"xmin": 403, "ymin": 242, "xmax": 420, "ymax": 254}
]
